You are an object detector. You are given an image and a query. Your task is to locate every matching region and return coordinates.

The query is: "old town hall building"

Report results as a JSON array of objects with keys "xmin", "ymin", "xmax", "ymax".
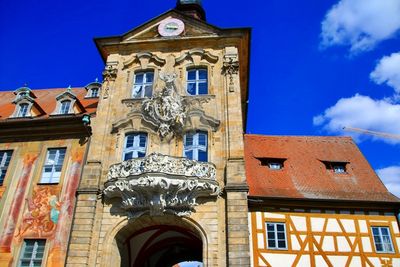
[{"xmin": 0, "ymin": 1, "xmax": 400, "ymax": 266}]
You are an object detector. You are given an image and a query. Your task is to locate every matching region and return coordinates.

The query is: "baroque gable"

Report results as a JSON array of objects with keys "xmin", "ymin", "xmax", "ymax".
[{"xmin": 120, "ymin": 10, "xmax": 222, "ymax": 43}]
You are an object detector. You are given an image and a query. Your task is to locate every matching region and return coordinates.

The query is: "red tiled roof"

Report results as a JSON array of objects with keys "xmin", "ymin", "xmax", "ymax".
[
  {"xmin": 244, "ymin": 134, "xmax": 399, "ymax": 202},
  {"xmin": 0, "ymin": 88, "xmax": 98, "ymax": 119}
]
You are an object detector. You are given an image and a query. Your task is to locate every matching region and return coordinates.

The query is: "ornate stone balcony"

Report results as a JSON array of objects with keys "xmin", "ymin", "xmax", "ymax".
[{"xmin": 103, "ymin": 153, "xmax": 220, "ymax": 218}]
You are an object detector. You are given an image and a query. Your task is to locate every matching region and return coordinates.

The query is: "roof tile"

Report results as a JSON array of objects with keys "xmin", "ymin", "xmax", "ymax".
[{"xmin": 244, "ymin": 134, "xmax": 399, "ymax": 202}]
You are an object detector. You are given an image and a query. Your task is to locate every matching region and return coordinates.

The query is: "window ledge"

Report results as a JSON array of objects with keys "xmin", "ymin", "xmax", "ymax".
[{"xmin": 37, "ymin": 183, "xmax": 60, "ymax": 186}]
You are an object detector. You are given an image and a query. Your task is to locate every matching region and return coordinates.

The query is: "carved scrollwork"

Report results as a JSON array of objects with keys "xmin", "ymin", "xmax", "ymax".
[
  {"xmin": 123, "ymin": 52, "xmax": 166, "ymax": 69},
  {"xmin": 175, "ymin": 48, "xmax": 219, "ymax": 66},
  {"xmin": 222, "ymin": 55, "xmax": 239, "ymax": 92},
  {"xmin": 102, "ymin": 63, "xmax": 118, "ymax": 82},
  {"xmin": 103, "ymin": 153, "xmax": 220, "ymax": 218}
]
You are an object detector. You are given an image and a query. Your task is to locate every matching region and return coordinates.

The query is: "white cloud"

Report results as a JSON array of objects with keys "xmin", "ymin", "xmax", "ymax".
[
  {"xmin": 321, "ymin": 0, "xmax": 400, "ymax": 53},
  {"xmin": 313, "ymin": 94, "xmax": 400, "ymax": 143},
  {"xmin": 370, "ymin": 52, "xmax": 400, "ymax": 94},
  {"xmin": 376, "ymin": 166, "xmax": 400, "ymax": 197}
]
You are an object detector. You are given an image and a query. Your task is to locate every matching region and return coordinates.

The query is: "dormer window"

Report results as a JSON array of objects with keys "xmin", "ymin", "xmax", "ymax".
[
  {"xmin": 52, "ymin": 86, "xmax": 85, "ymax": 116},
  {"xmin": 17, "ymin": 103, "xmax": 29, "ymax": 117},
  {"xmin": 59, "ymin": 100, "xmax": 71, "ymax": 114},
  {"xmin": 85, "ymin": 80, "xmax": 102, "ymax": 98},
  {"xmin": 10, "ymin": 86, "xmax": 43, "ymax": 118},
  {"xmin": 268, "ymin": 162, "xmax": 283, "ymax": 170},
  {"xmin": 258, "ymin": 158, "xmax": 286, "ymax": 170},
  {"xmin": 90, "ymin": 88, "xmax": 99, "ymax": 98},
  {"xmin": 333, "ymin": 165, "xmax": 346, "ymax": 173},
  {"xmin": 322, "ymin": 161, "xmax": 348, "ymax": 174}
]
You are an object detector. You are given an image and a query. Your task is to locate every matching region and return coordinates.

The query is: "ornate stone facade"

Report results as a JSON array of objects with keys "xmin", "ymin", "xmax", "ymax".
[{"xmin": 66, "ymin": 5, "xmax": 251, "ymax": 267}]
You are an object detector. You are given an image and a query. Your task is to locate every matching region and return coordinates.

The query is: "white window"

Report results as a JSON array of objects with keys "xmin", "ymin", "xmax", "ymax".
[
  {"xmin": 184, "ymin": 132, "xmax": 208, "ymax": 162},
  {"xmin": 59, "ymin": 100, "xmax": 71, "ymax": 114},
  {"xmin": 187, "ymin": 68, "xmax": 208, "ymax": 95},
  {"xmin": 0, "ymin": 150, "xmax": 13, "ymax": 185},
  {"xmin": 90, "ymin": 88, "xmax": 99, "ymax": 97},
  {"xmin": 266, "ymin": 222, "xmax": 287, "ymax": 250},
  {"xmin": 40, "ymin": 148, "xmax": 66, "ymax": 184},
  {"xmin": 17, "ymin": 103, "xmax": 29, "ymax": 117},
  {"xmin": 372, "ymin": 226, "xmax": 394, "ymax": 253},
  {"xmin": 132, "ymin": 71, "xmax": 154, "ymax": 98},
  {"xmin": 19, "ymin": 239, "xmax": 46, "ymax": 267},
  {"xmin": 123, "ymin": 133, "xmax": 147, "ymax": 160}
]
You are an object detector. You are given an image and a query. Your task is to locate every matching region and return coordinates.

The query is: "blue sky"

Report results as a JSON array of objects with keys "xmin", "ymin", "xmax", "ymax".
[{"xmin": 1, "ymin": 0, "xmax": 399, "ymax": 196}]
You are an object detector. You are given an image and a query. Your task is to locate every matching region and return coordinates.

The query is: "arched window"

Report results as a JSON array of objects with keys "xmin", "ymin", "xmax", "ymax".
[
  {"xmin": 59, "ymin": 100, "xmax": 71, "ymax": 114},
  {"xmin": 132, "ymin": 71, "xmax": 154, "ymax": 98},
  {"xmin": 17, "ymin": 103, "xmax": 29, "ymax": 117},
  {"xmin": 123, "ymin": 133, "xmax": 147, "ymax": 160},
  {"xmin": 186, "ymin": 68, "xmax": 208, "ymax": 95},
  {"xmin": 184, "ymin": 131, "xmax": 208, "ymax": 162}
]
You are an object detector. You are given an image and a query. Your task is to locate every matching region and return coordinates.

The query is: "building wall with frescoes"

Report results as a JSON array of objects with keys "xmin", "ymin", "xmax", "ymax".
[{"xmin": 0, "ymin": 86, "xmax": 98, "ymax": 267}]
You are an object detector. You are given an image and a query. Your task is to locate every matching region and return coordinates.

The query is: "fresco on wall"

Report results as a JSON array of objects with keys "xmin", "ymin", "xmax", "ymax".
[{"xmin": 15, "ymin": 186, "xmax": 60, "ymax": 240}]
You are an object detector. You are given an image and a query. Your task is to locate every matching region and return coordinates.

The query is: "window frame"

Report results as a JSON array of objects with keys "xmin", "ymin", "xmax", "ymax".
[
  {"xmin": 59, "ymin": 100, "xmax": 71, "ymax": 114},
  {"xmin": 183, "ymin": 131, "xmax": 208, "ymax": 162},
  {"xmin": 186, "ymin": 67, "xmax": 208, "ymax": 95},
  {"xmin": 266, "ymin": 222, "xmax": 288, "ymax": 250},
  {"xmin": 123, "ymin": 133, "xmax": 148, "ymax": 161},
  {"xmin": 18, "ymin": 239, "xmax": 46, "ymax": 267},
  {"xmin": 89, "ymin": 88, "xmax": 99, "ymax": 98},
  {"xmin": 0, "ymin": 150, "xmax": 13, "ymax": 186},
  {"xmin": 17, "ymin": 103, "xmax": 30, "ymax": 117},
  {"xmin": 371, "ymin": 226, "xmax": 395, "ymax": 253},
  {"xmin": 39, "ymin": 148, "xmax": 67, "ymax": 184},
  {"xmin": 132, "ymin": 71, "xmax": 154, "ymax": 98}
]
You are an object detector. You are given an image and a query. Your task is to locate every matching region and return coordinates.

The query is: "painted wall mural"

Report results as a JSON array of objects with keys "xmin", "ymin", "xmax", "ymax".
[
  {"xmin": 0, "ymin": 153, "xmax": 37, "ymax": 253},
  {"xmin": 15, "ymin": 186, "xmax": 60, "ymax": 240}
]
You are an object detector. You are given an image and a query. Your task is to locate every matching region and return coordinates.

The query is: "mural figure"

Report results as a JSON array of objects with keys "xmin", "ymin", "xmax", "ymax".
[{"xmin": 15, "ymin": 186, "xmax": 61, "ymax": 240}]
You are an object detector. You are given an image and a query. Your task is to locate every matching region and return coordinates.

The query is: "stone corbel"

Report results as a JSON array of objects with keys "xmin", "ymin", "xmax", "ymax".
[
  {"xmin": 175, "ymin": 48, "xmax": 219, "ymax": 66},
  {"xmin": 222, "ymin": 54, "xmax": 239, "ymax": 92},
  {"xmin": 123, "ymin": 52, "xmax": 166, "ymax": 70}
]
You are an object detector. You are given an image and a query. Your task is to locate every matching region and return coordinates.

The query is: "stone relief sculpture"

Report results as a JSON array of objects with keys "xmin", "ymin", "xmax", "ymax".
[
  {"xmin": 15, "ymin": 186, "xmax": 61, "ymax": 240},
  {"xmin": 142, "ymin": 73, "xmax": 187, "ymax": 139},
  {"xmin": 103, "ymin": 153, "xmax": 220, "ymax": 218}
]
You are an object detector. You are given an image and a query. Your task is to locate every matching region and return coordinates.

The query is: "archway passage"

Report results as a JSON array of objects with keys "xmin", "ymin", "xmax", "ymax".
[{"xmin": 118, "ymin": 225, "xmax": 203, "ymax": 267}]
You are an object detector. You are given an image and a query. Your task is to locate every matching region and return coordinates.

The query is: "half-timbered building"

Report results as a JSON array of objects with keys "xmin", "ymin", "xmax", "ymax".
[{"xmin": 245, "ymin": 135, "xmax": 400, "ymax": 267}]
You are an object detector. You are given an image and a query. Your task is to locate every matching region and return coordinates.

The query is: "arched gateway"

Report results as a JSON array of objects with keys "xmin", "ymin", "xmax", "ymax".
[{"xmin": 101, "ymin": 216, "xmax": 207, "ymax": 267}]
